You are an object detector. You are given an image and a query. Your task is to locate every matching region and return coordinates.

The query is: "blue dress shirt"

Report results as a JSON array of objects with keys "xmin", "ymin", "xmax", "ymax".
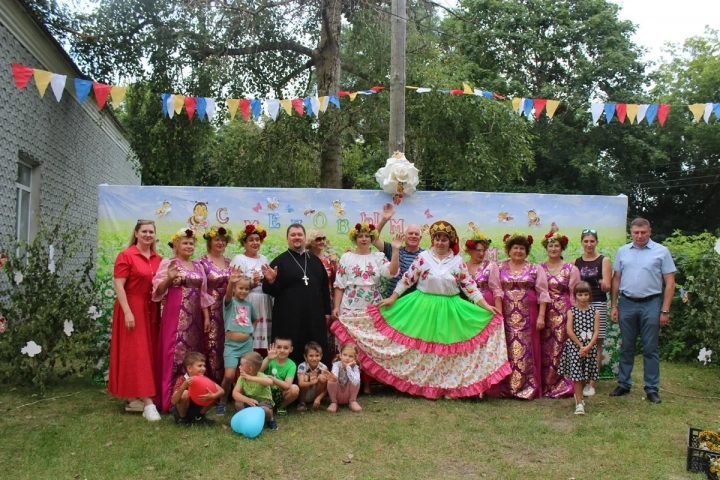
[{"xmin": 613, "ymin": 239, "xmax": 676, "ymax": 298}]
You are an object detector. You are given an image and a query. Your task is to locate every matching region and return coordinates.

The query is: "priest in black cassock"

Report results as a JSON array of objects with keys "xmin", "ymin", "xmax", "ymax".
[{"xmin": 262, "ymin": 224, "xmax": 332, "ymax": 366}]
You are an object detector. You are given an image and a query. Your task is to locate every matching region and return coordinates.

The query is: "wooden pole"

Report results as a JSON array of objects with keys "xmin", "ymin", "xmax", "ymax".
[{"xmin": 389, "ymin": 0, "xmax": 406, "ymax": 155}]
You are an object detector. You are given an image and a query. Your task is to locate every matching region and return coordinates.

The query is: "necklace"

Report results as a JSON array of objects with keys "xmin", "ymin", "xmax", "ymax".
[
  {"xmin": 546, "ymin": 261, "xmax": 563, "ymax": 274},
  {"xmin": 288, "ymin": 250, "xmax": 309, "ymax": 286}
]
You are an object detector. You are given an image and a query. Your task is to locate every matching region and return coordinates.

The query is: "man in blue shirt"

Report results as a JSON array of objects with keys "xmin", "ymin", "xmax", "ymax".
[
  {"xmin": 610, "ymin": 218, "xmax": 676, "ymax": 404},
  {"xmin": 373, "ymin": 203, "xmax": 423, "ymax": 297}
]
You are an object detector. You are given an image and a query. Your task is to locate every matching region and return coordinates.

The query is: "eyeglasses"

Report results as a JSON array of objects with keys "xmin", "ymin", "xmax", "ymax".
[
  {"xmin": 582, "ymin": 229, "xmax": 597, "ymax": 234},
  {"xmin": 315, "ymin": 236, "xmax": 326, "ymax": 242}
]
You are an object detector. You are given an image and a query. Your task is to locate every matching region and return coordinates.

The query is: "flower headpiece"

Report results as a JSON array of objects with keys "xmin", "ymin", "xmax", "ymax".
[
  {"xmin": 541, "ymin": 231, "xmax": 569, "ymax": 250},
  {"xmin": 239, "ymin": 225, "xmax": 267, "ymax": 244},
  {"xmin": 169, "ymin": 228, "xmax": 199, "ymax": 247},
  {"xmin": 502, "ymin": 232, "xmax": 533, "ymax": 254},
  {"xmin": 465, "ymin": 233, "xmax": 492, "ymax": 251},
  {"xmin": 349, "ymin": 222, "xmax": 378, "ymax": 241},
  {"xmin": 203, "ymin": 226, "xmax": 233, "ymax": 243}
]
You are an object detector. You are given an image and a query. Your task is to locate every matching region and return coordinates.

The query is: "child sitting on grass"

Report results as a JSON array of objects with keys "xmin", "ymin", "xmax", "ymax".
[
  {"xmin": 171, "ymin": 352, "xmax": 224, "ymax": 426},
  {"xmin": 296, "ymin": 341, "xmax": 329, "ymax": 411},
  {"xmin": 326, "ymin": 343, "xmax": 362, "ymax": 413},
  {"xmin": 261, "ymin": 338, "xmax": 299, "ymax": 415},
  {"xmin": 232, "ymin": 352, "xmax": 278, "ymax": 430}
]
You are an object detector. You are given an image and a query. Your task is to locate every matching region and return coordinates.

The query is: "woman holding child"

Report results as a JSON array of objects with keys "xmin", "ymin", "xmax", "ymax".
[{"xmin": 153, "ymin": 228, "xmax": 214, "ymax": 412}]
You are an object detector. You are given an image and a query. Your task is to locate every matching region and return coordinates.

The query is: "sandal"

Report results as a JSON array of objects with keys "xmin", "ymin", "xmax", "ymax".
[{"xmin": 297, "ymin": 402, "xmax": 307, "ymax": 412}]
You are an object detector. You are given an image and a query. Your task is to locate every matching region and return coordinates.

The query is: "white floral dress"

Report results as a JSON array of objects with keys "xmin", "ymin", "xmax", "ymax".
[{"xmin": 334, "ymin": 251, "xmax": 394, "ymax": 315}]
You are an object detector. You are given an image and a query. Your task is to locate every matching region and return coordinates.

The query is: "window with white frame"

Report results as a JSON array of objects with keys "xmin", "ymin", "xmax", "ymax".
[{"xmin": 16, "ymin": 161, "xmax": 33, "ymax": 244}]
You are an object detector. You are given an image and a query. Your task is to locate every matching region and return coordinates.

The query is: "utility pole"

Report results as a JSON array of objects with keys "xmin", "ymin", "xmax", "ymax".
[{"xmin": 389, "ymin": 0, "xmax": 406, "ymax": 155}]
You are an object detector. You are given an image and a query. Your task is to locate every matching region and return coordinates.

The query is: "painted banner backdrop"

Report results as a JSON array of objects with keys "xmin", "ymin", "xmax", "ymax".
[{"xmin": 93, "ymin": 186, "xmax": 629, "ymax": 383}]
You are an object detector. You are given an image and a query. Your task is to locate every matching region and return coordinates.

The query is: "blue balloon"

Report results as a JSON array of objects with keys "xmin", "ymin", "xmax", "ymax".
[{"xmin": 230, "ymin": 407, "xmax": 265, "ymax": 439}]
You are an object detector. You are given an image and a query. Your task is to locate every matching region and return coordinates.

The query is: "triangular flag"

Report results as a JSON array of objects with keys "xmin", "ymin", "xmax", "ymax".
[
  {"xmin": 239, "ymin": 99, "xmax": 250, "ymax": 121},
  {"xmin": 523, "ymin": 98, "xmax": 534, "ymax": 119},
  {"xmin": 266, "ymin": 99, "xmax": 280, "ymax": 121},
  {"xmin": 110, "ymin": 86, "xmax": 127, "ymax": 109},
  {"xmin": 615, "ymin": 103, "xmax": 627, "ymax": 123},
  {"xmin": 319, "ymin": 96, "xmax": 329, "ymax": 112},
  {"xmin": 328, "ymin": 95, "xmax": 340, "ymax": 109},
  {"xmin": 310, "ymin": 96, "xmax": 320, "ymax": 116},
  {"xmin": 645, "ymin": 104, "xmax": 658, "ymax": 125},
  {"xmin": 546, "ymin": 99, "xmax": 560, "ymax": 119},
  {"xmin": 167, "ymin": 95, "xmax": 175, "ymax": 119},
  {"xmin": 714, "ymin": 103, "xmax": 720, "ymax": 120},
  {"xmin": 226, "ymin": 98, "xmax": 239, "ymax": 120},
  {"xmin": 195, "ymin": 97, "xmax": 207, "ymax": 121},
  {"xmin": 512, "ymin": 97, "xmax": 522, "ymax": 113},
  {"xmin": 483, "ymin": 91, "xmax": 495, "ymax": 98},
  {"xmin": 206, "ymin": 98, "xmax": 216, "ymax": 121},
  {"xmin": 637, "ymin": 104, "xmax": 649, "ymax": 123},
  {"xmin": 303, "ymin": 97, "xmax": 313, "ymax": 117},
  {"xmin": 438, "ymin": 89, "xmax": 451, "ymax": 94},
  {"xmin": 370, "ymin": 86, "xmax": 384, "ymax": 92},
  {"xmin": 406, "ymin": 86, "xmax": 419, "ymax": 89},
  {"xmin": 338, "ymin": 91, "xmax": 350, "ymax": 97},
  {"xmin": 279, "ymin": 99, "xmax": 293, "ymax": 116},
  {"xmin": 11, "ymin": 63, "xmax": 34, "ymax": 90},
  {"xmin": 92, "ymin": 81, "xmax": 112, "ymax": 109},
  {"xmin": 450, "ymin": 89, "xmax": 464, "ymax": 95},
  {"xmin": 250, "ymin": 99, "xmax": 262, "ymax": 120},
  {"xmin": 657, "ymin": 104, "xmax": 670, "ymax": 127},
  {"xmin": 590, "ymin": 103, "xmax": 604, "ymax": 124},
  {"xmin": 473, "ymin": 89, "xmax": 483, "ymax": 96},
  {"xmin": 161, "ymin": 93, "xmax": 171, "ymax": 117},
  {"xmin": 533, "ymin": 99, "xmax": 547, "ymax": 118},
  {"xmin": 604, "ymin": 103, "xmax": 616, "ymax": 124},
  {"xmin": 349, "ymin": 92, "xmax": 358, "ymax": 101},
  {"xmin": 291, "ymin": 98, "xmax": 304, "ymax": 116},
  {"xmin": 173, "ymin": 95, "xmax": 184, "ymax": 114},
  {"xmin": 626, "ymin": 104, "xmax": 639, "ymax": 124},
  {"xmin": 49, "ymin": 74, "xmax": 66, "ymax": 102},
  {"xmin": 703, "ymin": 103, "xmax": 713, "ymax": 123},
  {"xmin": 416, "ymin": 88, "xmax": 432, "ymax": 93},
  {"xmin": 688, "ymin": 103, "xmax": 705, "ymax": 123},
  {"xmin": 463, "ymin": 83, "xmax": 474, "ymax": 94},
  {"xmin": 33, "ymin": 69, "xmax": 53, "ymax": 97},
  {"xmin": 184, "ymin": 96, "xmax": 197, "ymax": 119},
  {"xmin": 74, "ymin": 79, "xmax": 92, "ymax": 104}
]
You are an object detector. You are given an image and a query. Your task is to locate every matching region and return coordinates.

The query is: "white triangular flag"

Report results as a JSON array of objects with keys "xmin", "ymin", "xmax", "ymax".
[
  {"xmin": 590, "ymin": 103, "xmax": 604, "ymax": 124},
  {"xmin": 703, "ymin": 103, "xmax": 713, "ymax": 123},
  {"xmin": 310, "ymin": 96, "xmax": 320, "ymax": 117},
  {"xmin": 167, "ymin": 95, "xmax": 175, "ymax": 119},
  {"xmin": 266, "ymin": 99, "xmax": 280, "ymax": 121},
  {"xmin": 416, "ymin": 88, "xmax": 432, "ymax": 93},
  {"xmin": 49, "ymin": 74, "xmax": 66, "ymax": 102},
  {"xmin": 205, "ymin": 98, "xmax": 216, "ymax": 121},
  {"xmin": 474, "ymin": 89, "xmax": 483, "ymax": 96},
  {"xmin": 637, "ymin": 104, "xmax": 649, "ymax": 123}
]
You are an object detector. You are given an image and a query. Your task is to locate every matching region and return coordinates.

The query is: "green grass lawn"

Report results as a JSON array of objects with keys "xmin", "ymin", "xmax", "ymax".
[{"xmin": 1, "ymin": 358, "xmax": 716, "ymax": 480}]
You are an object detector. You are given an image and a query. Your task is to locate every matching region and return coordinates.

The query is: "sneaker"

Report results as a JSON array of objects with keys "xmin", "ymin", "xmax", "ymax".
[
  {"xmin": 574, "ymin": 403, "xmax": 585, "ymax": 415},
  {"xmin": 142, "ymin": 404, "xmax": 161, "ymax": 422},
  {"xmin": 125, "ymin": 399, "xmax": 145, "ymax": 413},
  {"xmin": 265, "ymin": 419, "xmax": 279, "ymax": 430},
  {"xmin": 176, "ymin": 417, "xmax": 191, "ymax": 427},
  {"xmin": 276, "ymin": 406, "xmax": 287, "ymax": 416},
  {"xmin": 193, "ymin": 414, "xmax": 216, "ymax": 426},
  {"xmin": 583, "ymin": 385, "xmax": 596, "ymax": 397},
  {"xmin": 216, "ymin": 404, "xmax": 226, "ymax": 416}
]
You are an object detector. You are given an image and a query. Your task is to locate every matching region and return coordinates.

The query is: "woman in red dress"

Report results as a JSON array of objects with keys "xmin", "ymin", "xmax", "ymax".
[{"xmin": 108, "ymin": 220, "xmax": 162, "ymax": 421}]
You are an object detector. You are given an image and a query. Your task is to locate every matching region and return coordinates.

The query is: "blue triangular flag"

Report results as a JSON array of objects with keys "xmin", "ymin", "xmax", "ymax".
[
  {"xmin": 713, "ymin": 103, "xmax": 720, "ymax": 120},
  {"xmin": 303, "ymin": 97, "xmax": 313, "ymax": 117},
  {"xmin": 604, "ymin": 103, "xmax": 616, "ymax": 124},
  {"xmin": 251, "ymin": 99, "xmax": 262, "ymax": 120},
  {"xmin": 482, "ymin": 91, "xmax": 494, "ymax": 98},
  {"xmin": 438, "ymin": 89, "xmax": 451, "ymax": 93},
  {"xmin": 161, "ymin": 93, "xmax": 171, "ymax": 117},
  {"xmin": 74, "ymin": 79, "xmax": 92, "ymax": 105},
  {"xmin": 328, "ymin": 95, "xmax": 340, "ymax": 109},
  {"xmin": 646, "ymin": 104, "xmax": 658, "ymax": 125},
  {"xmin": 523, "ymin": 98, "xmax": 534, "ymax": 118},
  {"xmin": 195, "ymin": 97, "xmax": 207, "ymax": 121}
]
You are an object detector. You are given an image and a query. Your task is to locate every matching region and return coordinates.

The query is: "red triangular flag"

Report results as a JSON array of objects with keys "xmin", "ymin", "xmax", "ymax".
[
  {"xmin": 657, "ymin": 104, "xmax": 671, "ymax": 126},
  {"xmin": 615, "ymin": 103, "xmax": 627, "ymax": 123},
  {"xmin": 337, "ymin": 91, "xmax": 350, "ymax": 97},
  {"xmin": 92, "ymin": 81, "xmax": 112, "ymax": 109},
  {"xmin": 184, "ymin": 96, "xmax": 197, "ymax": 119},
  {"xmin": 291, "ymin": 98, "xmax": 304, "ymax": 116},
  {"xmin": 239, "ymin": 99, "xmax": 250, "ymax": 121},
  {"xmin": 492, "ymin": 92, "xmax": 507, "ymax": 100},
  {"xmin": 450, "ymin": 89, "xmax": 464, "ymax": 95},
  {"xmin": 11, "ymin": 63, "xmax": 34, "ymax": 90},
  {"xmin": 533, "ymin": 99, "xmax": 547, "ymax": 117},
  {"xmin": 370, "ymin": 86, "xmax": 385, "ymax": 92}
]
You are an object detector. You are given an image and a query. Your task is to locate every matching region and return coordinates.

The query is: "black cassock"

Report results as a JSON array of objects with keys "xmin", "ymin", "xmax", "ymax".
[{"xmin": 262, "ymin": 249, "xmax": 331, "ymax": 366}]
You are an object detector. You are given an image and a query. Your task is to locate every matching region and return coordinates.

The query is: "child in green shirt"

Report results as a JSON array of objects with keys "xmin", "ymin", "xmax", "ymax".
[
  {"xmin": 232, "ymin": 352, "xmax": 277, "ymax": 430},
  {"xmin": 261, "ymin": 337, "xmax": 300, "ymax": 415}
]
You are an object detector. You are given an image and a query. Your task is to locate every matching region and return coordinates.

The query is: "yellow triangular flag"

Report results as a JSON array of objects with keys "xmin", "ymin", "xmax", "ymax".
[
  {"xmin": 349, "ymin": 92, "xmax": 358, "ymax": 101},
  {"xmin": 406, "ymin": 86, "xmax": 419, "ymax": 89},
  {"xmin": 512, "ymin": 97, "xmax": 521, "ymax": 113},
  {"xmin": 226, "ymin": 98, "xmax": 239, "ymax": 120},
  {"xmin": 545, "ymin": 100, "xmax": 561, "ymax": 119},
  {"xmin": 688, "ymin": 103, "xmax": 705, "ymax": 123},
  {"xmin": 319, "ymin": 96, "xmax": 328, "ymax": 112},
  {"xmin": 33, "ymin": 69, "xmax": 53, "ymax": 98},
  {"xmin": 626, "ymin": 104, "xmax": 639, "ymax": 124},
  {"xmin": 279, "ymin": 99, "xmax": 293, "ymax": 116},
  {"xmin": 173, "ymin": 95, "xmax": 184, "ymax": 114},
  {"xmin": 110, "ymin": 86, "xmax": 127, "ymax": 109},
  {"xmin": 463, "ymin": 83, "xmax": 474, "ymax": 95}
]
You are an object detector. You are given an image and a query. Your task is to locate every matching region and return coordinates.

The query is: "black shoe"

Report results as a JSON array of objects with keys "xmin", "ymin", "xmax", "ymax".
[
  {"xmin": 609, "ymin": 386, "xmax": 631, "ymax": 397},
  {"xmin": 646, "ymin": 392, "xmax": 662, "ymax": 404},
  {"xmin": 193, "ymin": 414, "xmax": 216, "ymax": 426},
  {"xmin": 176, "ymin": 417, "xmax": 190, "ymax": 427}
]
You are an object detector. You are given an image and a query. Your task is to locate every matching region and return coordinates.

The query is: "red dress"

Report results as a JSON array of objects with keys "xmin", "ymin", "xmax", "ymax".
[{"xmin": 108, "ymin": 246, "xmax": 162, "ymax": 398}]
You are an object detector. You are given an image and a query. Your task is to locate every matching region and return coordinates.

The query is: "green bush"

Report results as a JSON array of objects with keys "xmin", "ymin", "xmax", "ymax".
[
  {"xmin": 0, "ymin": 216, "xmax": 101, "ymax": 392},
  {"xmin": 661, "ymin": 231, "xmax": 720, "ymax": 363}
]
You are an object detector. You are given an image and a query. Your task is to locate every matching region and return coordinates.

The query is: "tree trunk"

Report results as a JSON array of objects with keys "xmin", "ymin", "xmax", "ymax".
[
  {"xmin": 317, "ymin": 0, "xmax": 343, "ymax": 188},
  {"xmin": 389, "ymin": 0, "xmax": 406, "ymax": 155}
]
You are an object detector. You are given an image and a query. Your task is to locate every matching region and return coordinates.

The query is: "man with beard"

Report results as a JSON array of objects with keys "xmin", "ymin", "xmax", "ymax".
[{"xmin": 262, "ymin": 224, "xmax": 332, "ymax": 366}]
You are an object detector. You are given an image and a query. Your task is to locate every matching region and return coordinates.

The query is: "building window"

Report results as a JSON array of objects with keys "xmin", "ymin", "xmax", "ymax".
[{"xmin": 16, "ymin": 161, "xmax": 33, "ymax": 244}]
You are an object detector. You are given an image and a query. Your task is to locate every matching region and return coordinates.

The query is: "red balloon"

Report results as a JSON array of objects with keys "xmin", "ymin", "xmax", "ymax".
[{"xmin": 188, "ymin": 375, "xmax": 217, "ymax": 406}]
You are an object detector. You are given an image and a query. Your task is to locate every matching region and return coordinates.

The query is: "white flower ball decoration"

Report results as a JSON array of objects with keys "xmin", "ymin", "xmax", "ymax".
[{"xmin": 375, "ymin": 152, "xmax": 420, "ymax": 199}]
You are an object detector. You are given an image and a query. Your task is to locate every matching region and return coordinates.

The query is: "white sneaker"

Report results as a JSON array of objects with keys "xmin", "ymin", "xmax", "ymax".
[
  {"xmin": 142, "ymin": 404, "xmax": 161, "ymax": 422},
  {"xmin": 583, "ymin": 385, "xmax": 596, "ymax": 397},
  {"xmin": 574, "ymin": 403, "xmax": 585, "ymax": 415}
]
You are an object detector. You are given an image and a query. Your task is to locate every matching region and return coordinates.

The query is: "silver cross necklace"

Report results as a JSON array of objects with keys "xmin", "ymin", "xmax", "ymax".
[{"xmin": 288, "ymin": 250, "xmax": 309, "ymax": 286}]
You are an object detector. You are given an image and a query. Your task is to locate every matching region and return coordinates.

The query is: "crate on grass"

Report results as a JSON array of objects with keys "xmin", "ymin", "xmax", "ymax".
[{"xmin": 687, "ymin": 427, "xmax": 720, "ymax": 479}]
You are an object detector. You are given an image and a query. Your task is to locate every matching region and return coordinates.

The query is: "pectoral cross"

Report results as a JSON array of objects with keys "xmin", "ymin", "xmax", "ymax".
[{"xmin": 302, "ymin": 275, "xmax": 309, "ymax": 286}]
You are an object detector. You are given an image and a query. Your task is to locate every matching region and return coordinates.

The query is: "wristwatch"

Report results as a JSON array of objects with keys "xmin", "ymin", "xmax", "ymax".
[{"xmin": 660, "ymin": 310, "xmax": 670, "ymax": 314}]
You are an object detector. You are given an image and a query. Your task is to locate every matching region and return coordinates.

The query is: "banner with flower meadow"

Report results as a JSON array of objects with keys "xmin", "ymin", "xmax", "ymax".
[{"xmin": 93, "ymin": 185, "xmax": 629, "ymax": 383}]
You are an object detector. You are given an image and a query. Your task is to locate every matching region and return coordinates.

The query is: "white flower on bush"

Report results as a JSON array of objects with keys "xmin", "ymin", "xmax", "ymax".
[
  {"xmin": 21, "ymin": 340, "xmax": 42, "ymax": 357},
  {"xmin": 375, "ymin": 152, "xmax": 420, "ymax": 195},
  {"xmin": 14, "ymin": 271, "xmax": 23, "ymax": 285},
  {"xmin": 88, "ymin": 306, "xmax": 102, "ymax": 320},
  {"xmin": 698, "ymin": 347, "xmax": 713, "ymax": 365},
  {"xmin": 63, "ymin": 320, "xmax": 74, "ymax": 337}
]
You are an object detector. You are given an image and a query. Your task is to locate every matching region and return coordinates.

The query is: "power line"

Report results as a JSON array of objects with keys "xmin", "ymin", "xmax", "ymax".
[
  {"xmin": 635, "ymin": 173, "xmax": 720, "ymax": 187},
  {"xmin": 640, "ymin": 180, "xmax": 720, "ymax": 190},
  {"xmin": 636, "ymin": 165, "xmax": 720, "ymax": 178}
]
